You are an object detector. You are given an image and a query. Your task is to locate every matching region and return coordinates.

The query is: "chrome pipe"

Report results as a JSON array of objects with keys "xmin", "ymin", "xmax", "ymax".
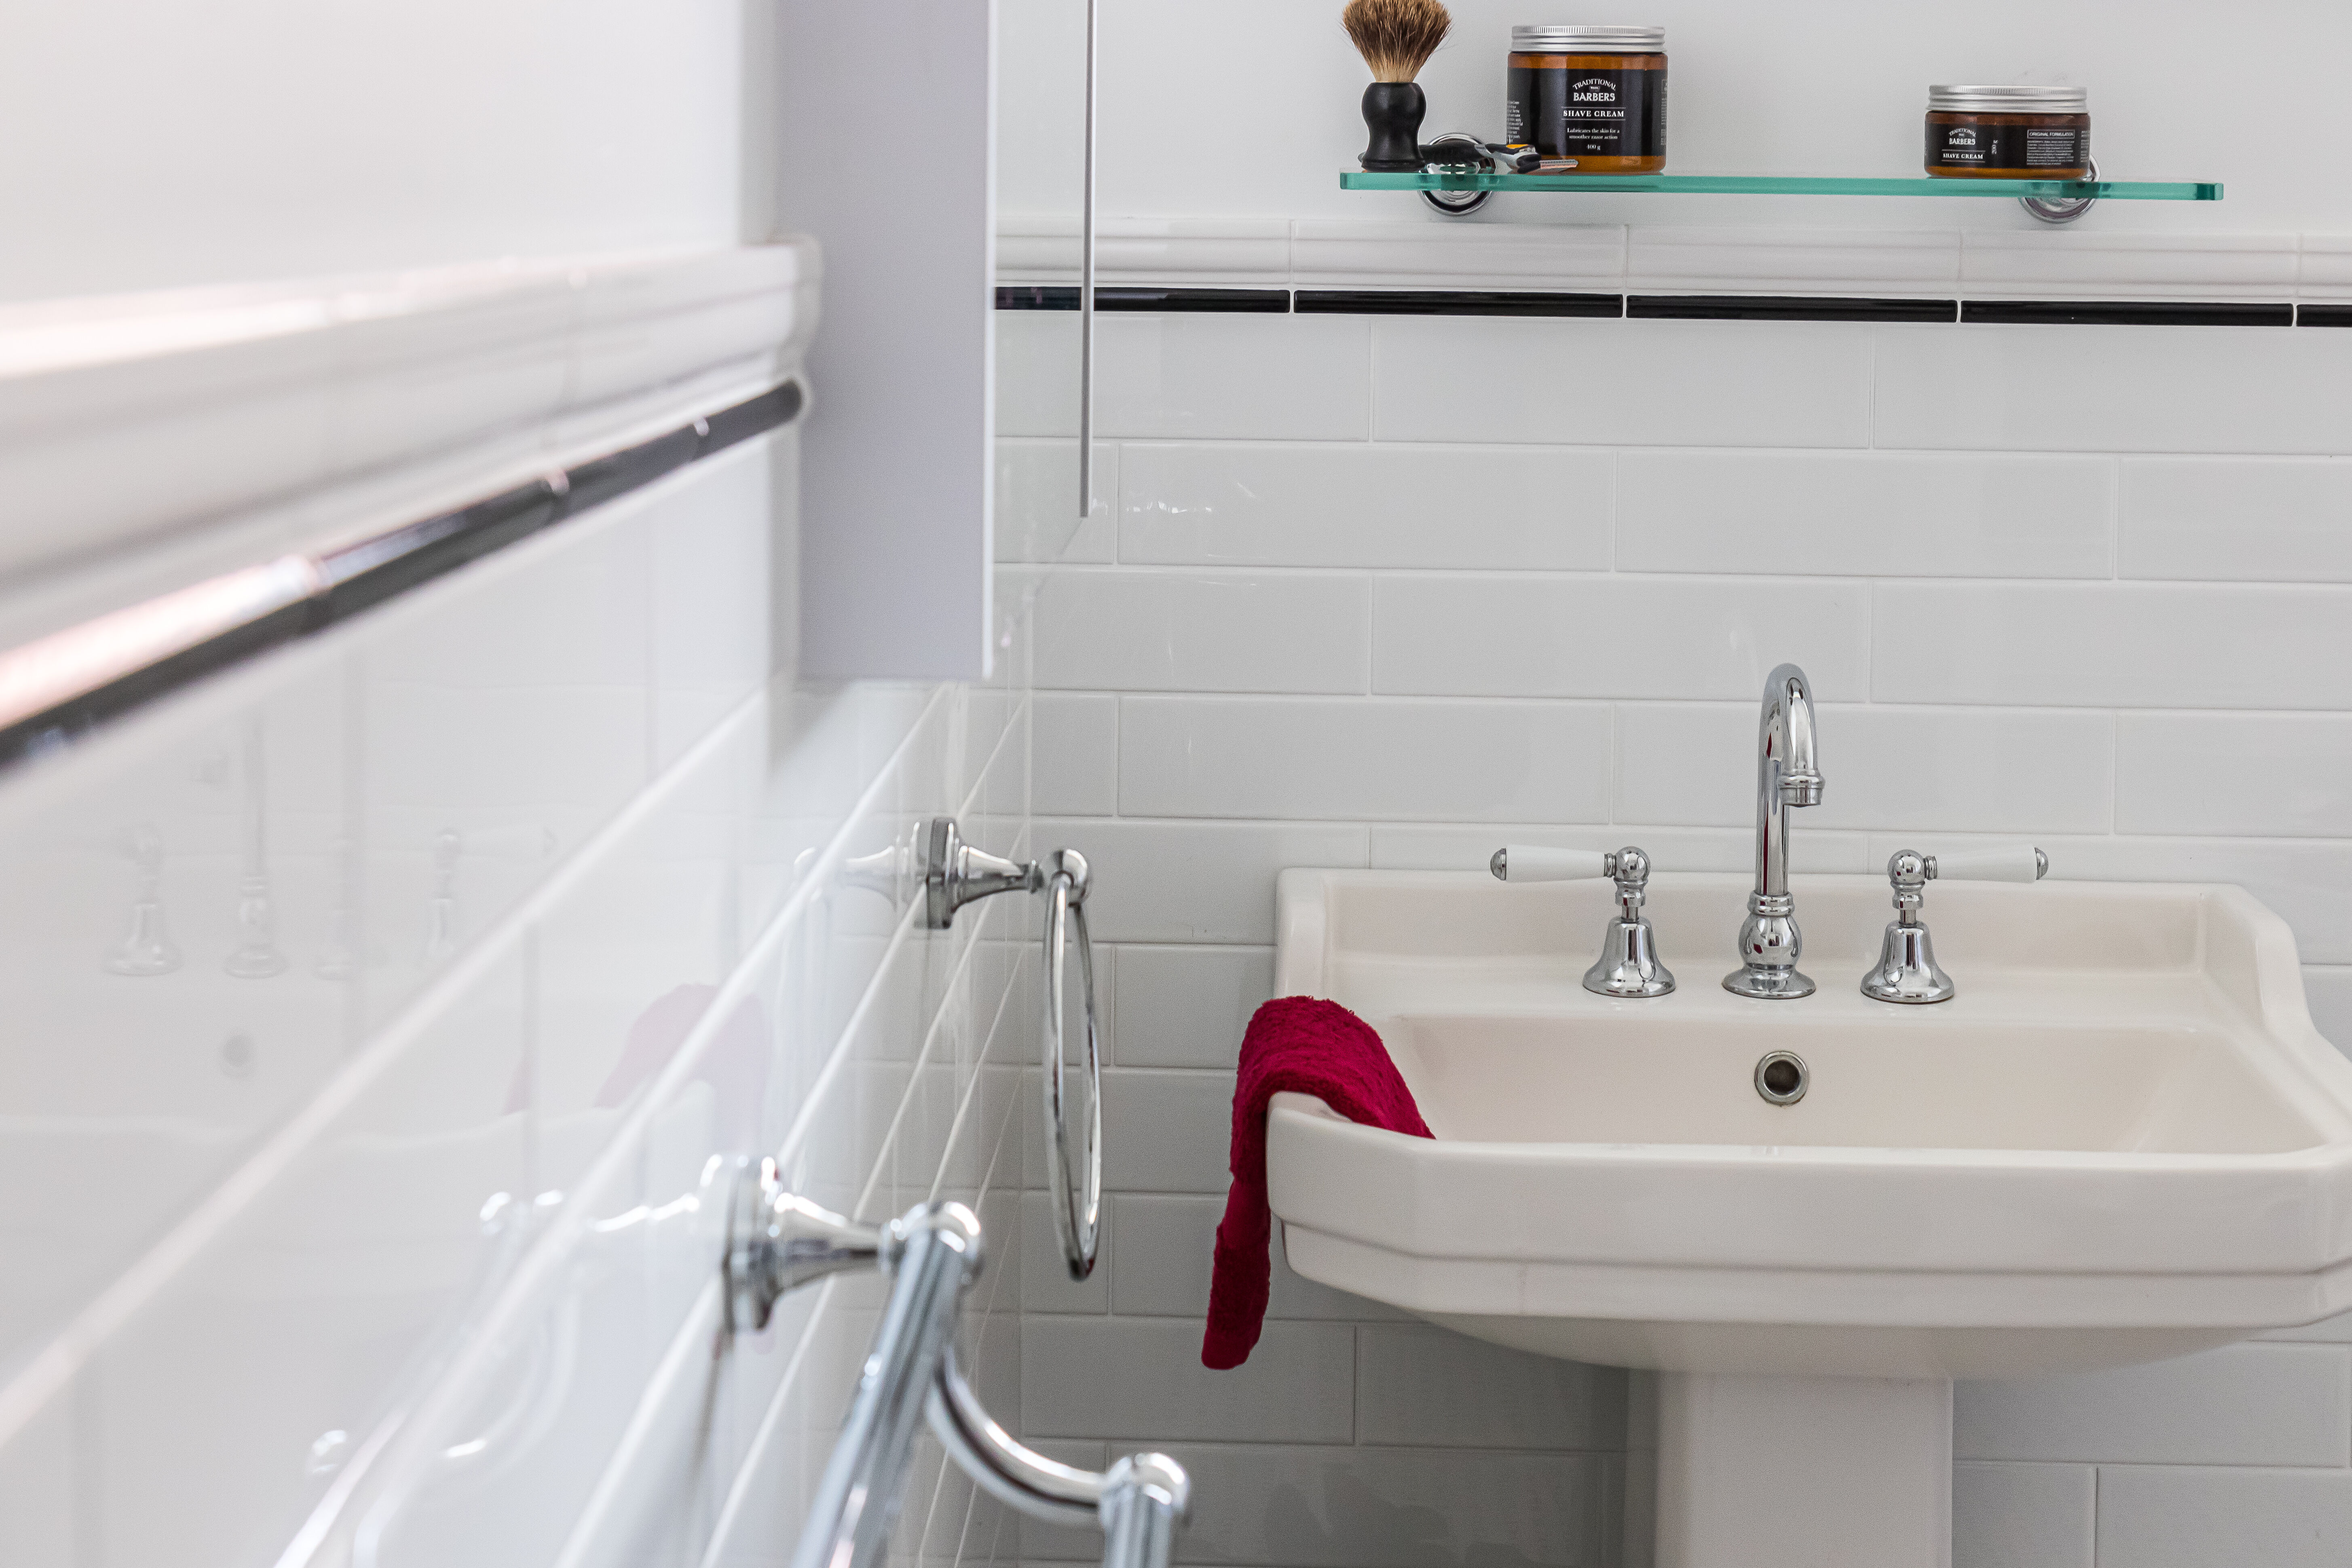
[
  {"xmin": 787, "ymin": 1203, "xmax": 982, "ymax": 1568},
  {"xmin": 926, "ymin": 1345, "xmax": 1102, "ymax": 1528},
  {"xmin": 745, "ymin": 1183, "xmax": 1190, "ymax": 1568},
  {"xmin": 1100, "ymin": 1454, "xmax": 1190, "ymax": 1568}
]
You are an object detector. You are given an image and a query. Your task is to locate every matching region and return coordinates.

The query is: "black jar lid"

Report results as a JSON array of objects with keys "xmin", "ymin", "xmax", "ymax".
[
  {"xmin": 1510, "ymin": 25, "xmax": 1666, "ymax": 52},
  {"xmin": 1929, "ymin": 85, "xmax": 2088, "ymax": 112}
]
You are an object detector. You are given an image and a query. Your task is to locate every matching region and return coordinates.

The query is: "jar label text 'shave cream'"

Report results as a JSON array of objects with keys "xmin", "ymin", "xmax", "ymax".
[
  {"xmin": 1507, "ymin": 63, "xmax": 1667, "ymax": 161},
  {"xmin": 1926, "ymin": 120, "xmax": 2088, "ymax": 171}
]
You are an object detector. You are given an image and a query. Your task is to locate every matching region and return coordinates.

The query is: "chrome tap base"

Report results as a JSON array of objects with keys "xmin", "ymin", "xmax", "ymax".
[
  {"xmin": 1587, "ymin": 919, "xmax": 1677, "ymax": 997},
  {"xmin": 1723, "ymin": 965, "xmax": 1816, "ymax": 1000},
  {"xmin": 1859, "ymin": 850, "xmax": 1959, "ymax": 1004},
  {"xmin": 1861, "ymin": 921, "xmax": 1955, "ymax": 1004},
  {"xmin": 1583, "ymin": 845, "xmax": 1674, "ymax": 997},
  {"xmin": 1724, "ymin": 894, "xmax": 1813, "ymax": 1000}
]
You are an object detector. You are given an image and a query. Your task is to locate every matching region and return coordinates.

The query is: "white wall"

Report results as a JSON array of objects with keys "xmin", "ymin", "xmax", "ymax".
[
  {"xmin": 0, "ymin": 0, "xmax": 753, "ymax": 303},
  {"xmin": 1007, "ymin": 302, "xmax": 2352, "ymax": 1568}
]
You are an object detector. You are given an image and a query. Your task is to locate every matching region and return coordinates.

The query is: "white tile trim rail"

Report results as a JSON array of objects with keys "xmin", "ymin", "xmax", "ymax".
[
  {"xmin": 0, "ymin": 242, "xmax": 820, "ymax": 597},
  {"xmin": 998, "ymin": 215, "xmax": 2352, "ymax": 302}
]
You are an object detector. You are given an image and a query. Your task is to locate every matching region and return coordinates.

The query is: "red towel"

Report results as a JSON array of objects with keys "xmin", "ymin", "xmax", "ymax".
[{"xmin": 1202, "ymin": 996, "xmax": 1433, "ymax": 1369}]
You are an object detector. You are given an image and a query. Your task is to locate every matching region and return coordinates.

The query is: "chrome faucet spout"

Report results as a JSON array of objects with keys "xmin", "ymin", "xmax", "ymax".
[
  {"xmin": 1725, "ymin": 664, "xmax": 1823, "ymax": 1000},
  {"xmin": 1754, "ymin": 664, "xmax": 1821, "ymax": 898}
]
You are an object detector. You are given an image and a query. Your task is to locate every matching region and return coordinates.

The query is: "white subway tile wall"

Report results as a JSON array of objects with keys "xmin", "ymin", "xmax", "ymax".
[
  {"xmin": 0, "ymin": 436, "xmax": 1049, "ymax": 1568},
  {"xmin": 1010, "ymin": 311, "xmax": 2352, "ymax": 1568}
]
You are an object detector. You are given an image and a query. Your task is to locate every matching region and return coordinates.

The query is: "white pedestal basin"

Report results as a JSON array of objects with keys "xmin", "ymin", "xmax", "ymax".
[{"xmin": 1266, "ymin": 869, "xmax": 2352, "ymax": 1567}]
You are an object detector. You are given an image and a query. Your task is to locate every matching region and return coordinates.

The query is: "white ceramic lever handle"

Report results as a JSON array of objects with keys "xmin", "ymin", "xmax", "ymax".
[
  {"xmin": 1490, "ymin": 845, "xmax": 1611, "ymax": 883},
  {"xmin": 1927, "ymin": 846, "xmax": 2047, "ymax": 883}
]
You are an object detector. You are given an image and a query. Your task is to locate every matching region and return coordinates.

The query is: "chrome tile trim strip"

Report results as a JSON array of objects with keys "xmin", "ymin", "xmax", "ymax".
[{"xmin": 0, "ymin": 377, "xmax": 804, "ymax": 771}]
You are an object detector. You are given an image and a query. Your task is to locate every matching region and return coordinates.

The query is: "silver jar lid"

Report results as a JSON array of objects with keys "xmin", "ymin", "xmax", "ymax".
[
  {"xmin": 1928, "ymin": 84, "xmax": 2088, "ymax": 112},
  {"xmin": 1511, "ymin": 25, "xmax": 1667, "ymax": 52}
]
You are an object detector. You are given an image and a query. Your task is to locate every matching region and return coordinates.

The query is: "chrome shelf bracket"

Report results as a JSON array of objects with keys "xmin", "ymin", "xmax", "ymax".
[{"xmin": 2020, "ymin": 155, "xmax": 2100, "ymax": 224}]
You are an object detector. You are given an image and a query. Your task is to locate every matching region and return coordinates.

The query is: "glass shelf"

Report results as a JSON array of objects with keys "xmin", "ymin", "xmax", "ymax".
[{"xmin": 1340, "ymin": 171, "xmax": 2223, "ymax": 201}]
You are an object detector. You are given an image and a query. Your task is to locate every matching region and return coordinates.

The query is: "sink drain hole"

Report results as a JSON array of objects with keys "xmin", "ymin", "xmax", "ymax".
[{"xmin": 1755, "ymin": 1051, "xmax": 1808, "ymax": 1105}]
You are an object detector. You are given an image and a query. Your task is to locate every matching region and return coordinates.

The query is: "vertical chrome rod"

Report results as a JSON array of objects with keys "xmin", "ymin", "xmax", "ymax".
[
  {"xmin": 787, "ymin": 1205, "xmax": 981, "ymax": 1568},
  {"xmin": 1076, "ymin": 0, "xmax": 1099, "ymax": 519},
  {"xmin": 1100, "ymin": 1454, "xmax": 1189, "ymax": 1568}
]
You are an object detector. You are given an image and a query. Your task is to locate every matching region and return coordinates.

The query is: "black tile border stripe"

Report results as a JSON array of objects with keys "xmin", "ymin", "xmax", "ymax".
[
  {"xmin": 0, "ymin": 377, "xmax": 806, "ymax": 772},
  {"xmin": 1963, "ymin": 300, "xmax": 2293, "ymax": 327},
  {"xmin": 995, "ymin": 283, "xmax": 2348, "ymax": 328},
  {"xmin": 996, "ymin": 285, "xmax": 1080, "ymax": 311},
  {"xmin": 1100, "ymin": 287, "xmax": 1290, "ymax": 313},
  {"xmin": 992, "ymin": 285, "xmax": 1290, "ymax": 313},
  {"xmin": 1631, "ymin": 294, "xmax": 1957, "ymax": 323},
  {"xmin": 1295, "ymin": 290, "xmax": 1621, "ymax": 318}
]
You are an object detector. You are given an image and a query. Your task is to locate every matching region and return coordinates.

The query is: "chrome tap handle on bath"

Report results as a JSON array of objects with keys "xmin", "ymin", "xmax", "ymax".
[
  {"xmin": 1724, "ymin": 664, "xmax": 1825, "ymax": 1001},
  {"xmin": 1582, "ymin": 846, "xmax": 1674, "ymax": 998},
  {"xmin": 1860, "ymin": 845, "xmax": 2048, "ymax": 1005}
]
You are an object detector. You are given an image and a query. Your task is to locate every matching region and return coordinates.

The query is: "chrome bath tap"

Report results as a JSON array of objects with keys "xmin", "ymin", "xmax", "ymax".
[{"xmin": 1724, "ymin": 664, "xmax": 1824, "ymax": 1000}]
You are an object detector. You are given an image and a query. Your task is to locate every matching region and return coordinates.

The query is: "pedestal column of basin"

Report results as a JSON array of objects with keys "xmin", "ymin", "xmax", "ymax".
[{"xmin": 1655, "ymin": 1372, "xmax": 1953, "ymax": 1568}]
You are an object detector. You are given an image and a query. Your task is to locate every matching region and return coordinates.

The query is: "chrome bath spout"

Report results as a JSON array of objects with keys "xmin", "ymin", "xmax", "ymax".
[{"xmin": 1724, "ymin": 663, "xmax": 1824, "ymax": 1000}]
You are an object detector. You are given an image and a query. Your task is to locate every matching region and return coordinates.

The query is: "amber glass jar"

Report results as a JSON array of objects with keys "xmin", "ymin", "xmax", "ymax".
[
  {"xmin": 1506, "ymin": 25, "xmax": 1667, "ymax": 173},
  {"xmin": 1925, "ymin": 85, "xmax": 2089, "ymax": 178}
]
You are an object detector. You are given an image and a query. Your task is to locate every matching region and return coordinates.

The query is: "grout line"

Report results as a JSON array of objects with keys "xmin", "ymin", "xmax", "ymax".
[
  {"xmin": 1866, "ymin": 323, "xmax": 1880, "ymax": 452},
  {"xmin": 2110, "ymin": 711, "xmax": 2122, "ymax": 834},
  {"xmin": 1608, "ymin": 703, "xmax": 1622, "ymax": 826},
  {"xmin": 1025, "ymin": 559, "xmax": 2352, "ymax": 591},
  {"xmin": 2092, "ymin": 1464, "xmax": 2104, "ymax": 1567},
  {"xmin": 2109, "ymin": 453, "xmax": 2122, "ymax": 581},
  {"xmin": 1007, "ymin": 433, "xmax": 2352, "ymax": 462},
  {"xmin": 1106, "ymin": 439, "xmax": 1121, "ymax": 566},
  {"xmin": 1607, "ymin": 446, "xmax": 1622, "ymax": 573},
  {"xmin": 1046, "ymin": 690, "xmax": 2352, "ymax": 719},
  {"xmin": 1349, "ymin": 1323, "xmax": 1361, "ymax": 1448}
]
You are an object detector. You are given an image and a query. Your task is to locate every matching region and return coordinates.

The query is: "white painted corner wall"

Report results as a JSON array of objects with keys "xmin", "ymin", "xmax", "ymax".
[{"xmin": 782, "ymin": 0, "xmax": 999, "ymax": 682}]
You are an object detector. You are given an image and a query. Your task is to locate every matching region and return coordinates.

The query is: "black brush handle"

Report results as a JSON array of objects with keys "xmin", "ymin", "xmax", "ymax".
[{"xmin": 1359, "ymin": 82, "xmax": 1426, "ymax": 171}]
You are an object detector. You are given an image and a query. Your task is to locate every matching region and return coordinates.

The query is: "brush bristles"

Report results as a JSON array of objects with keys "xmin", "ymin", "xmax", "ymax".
[{"xmin": 1342, "ymin": 0, "xmax": 1451, "ymax": 82}]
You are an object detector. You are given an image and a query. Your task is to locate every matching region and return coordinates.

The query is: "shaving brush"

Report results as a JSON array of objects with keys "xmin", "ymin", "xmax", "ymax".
[{"xmin": 1342, "ymin": 0, "xmax": 1451, "ymax": 171}]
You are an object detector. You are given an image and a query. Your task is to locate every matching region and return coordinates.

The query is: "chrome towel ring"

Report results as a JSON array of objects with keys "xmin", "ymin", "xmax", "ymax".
[
  {"xmin": 902, "ymin": 816, "xmax": 1103, "ymax": 1280},
  {"xmin": 1038, "ymin": 847, "xmax": 1103, "ymax": 1280}
]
